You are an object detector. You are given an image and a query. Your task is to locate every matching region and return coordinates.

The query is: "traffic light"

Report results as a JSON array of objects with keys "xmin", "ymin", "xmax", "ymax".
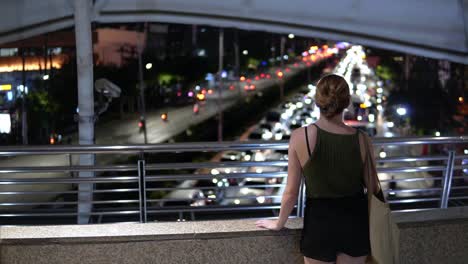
[{"xmin": 138, "ymin": 120, "xmax": 146, "ymax": 132}]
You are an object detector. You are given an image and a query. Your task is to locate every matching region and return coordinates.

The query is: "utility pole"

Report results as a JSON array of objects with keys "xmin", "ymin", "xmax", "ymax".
[
  {"xmin": 280, "ymin": 36, "xmax": 286, "ymax": 101},
  {"xmin": 306, "ymin": 40, "xmax": 311, "ymax": 84},
  {"xmin": 21, "ymin": 48, "xmax": 28, "ymax": 145},
  {"xmin": 138, "ymin": 23, "xmax": 148, "ymax": 144},
  {"xmin": 217, "ymin": 29, "xmax": 224, "ymax": 142},
  {"xmin": 74, "ymin": 0, "xmax": 95, "ymax": 224},
  {"xmin": 234, "ymin": 30, "xmax": 240, "ymax": 97}
]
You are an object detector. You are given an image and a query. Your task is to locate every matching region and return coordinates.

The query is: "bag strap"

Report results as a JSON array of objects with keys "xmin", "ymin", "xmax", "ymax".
[{"xmin": 359, "ymin": 131, "xmax": 383, "ymax": 199}]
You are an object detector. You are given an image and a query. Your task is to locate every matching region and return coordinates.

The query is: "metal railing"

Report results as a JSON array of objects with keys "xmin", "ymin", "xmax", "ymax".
[{"xmin": 0, "ymin": 136, "xmax": 467, "ymax": 225}]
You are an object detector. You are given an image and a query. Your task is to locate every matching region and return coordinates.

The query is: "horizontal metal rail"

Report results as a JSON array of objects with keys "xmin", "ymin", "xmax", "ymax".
[
  {"xmin": 0, "ymin": 135, "xmax": 466, "ymax": 224},
  {"xmin": 0, "ymin": 136, "xmax": 466, "ymax": 156}
]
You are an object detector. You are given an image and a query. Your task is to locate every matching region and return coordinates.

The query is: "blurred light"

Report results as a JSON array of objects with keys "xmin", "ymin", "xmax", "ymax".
[
  {"xmin": 262, "ymin": 131, "xmax": 273, "ymax": 140},
  {"xmin": 379, "ymin": 151, "xmax": 387, "ymax": 159},
  {"xmin": 256, "ymin": 168, "xmax": 263, "ymax": 174},
  {"xmin": 387, "ymin": 122, "xmax": 395, "ymax": 128},
  {"xmin": 305, "ymin": 98, "xmax": 312, "ymax": 104},
  {"xmin": 435, "ymin": 131, "xmax": 441, "ymax": 137},
  {"xmin": 211, "ymin": 169, "xmax": 220, "ymax": 175},
  {"xmin": 360, "ymin": 103, "xmax": 367, "ymax": 109},
  {"xmin": 384, "ymin": 132, "xmax": 393, "ymax": 137},
  {"xmin": 305, "ymin": 117, "xmax": 313, "ymax": 124},
  {"xmin": 197, "ymin": 49, "xmax": 206, "ymax": 57},
  {"xmin": 283, "ymin": 55, "xmax": 289, "ymax": 60},
  {"xmin": 302, "ymin": 51, "xmax": 309, "ymax": 57},
  {"xmin": 357, "ymin": 115, "xmax": 363, "ymax": 121},
  {"xmin": 256, "ymin": 196, "xmax": 266, "ymax": 204},
  {"xmin": 212, "ymin": 178, "xmax": 218, "ymax": 184},
  {"xmin": 145, "ymin": 63, "xmax": 152, "ymax": 70},
  {"xmin": 208, "ymin": 89, "xmax": 213, "ymax": 95},
  {"xmin": 234, "ymin": 199, "xmax": 241, "ymax": 205},
  {"xmin": 377, "ymin": 98, "xmax": 382, "ymax": 103},
  {"xmin": 244, "ymin": 154, "xmax": 251, "ymax": 161},
  {"xmin": 242, "ymin": 50, "xmax": 248, "ymax": 55},
  {"xmin": 0, "ymin": 84, "xmax": 12, "ymax": 91},
  {"xmin": 0, "ymin": 114, "xmax": 11, "ymax": 133},
  {"xmin": 296, "ymin": 102, "xmax": 303, "ymax": 108},
  {"xmin": 187, "ymin": 91, "xmax": 194, "ymax": 97},
  {"xmin": 254, "ymin": 152, "xmax": 265, "ymax": 161},
  {"xmin": 6, "ymin": 91, "xmax": 13, "ymax": 101},
  {"xmin": 377, "ymin": 88, "xmax": 383, "ymax": 94},
  {"xmin": 221, "ymin": 71, "xmax": 227, "ymax": 78},
  {"xmin": 225, "ymin": 168, "xmax": 231, "ymax": 174},
  {"xmin": 288, "ymin": 34, "xmax": 295, "ymax": 39},
  {"xmin": 195, "ymin": 85, "xmax": 201, "ymax": 91},
  {"xmin": 368, "ymin": 114, "xmax": 375, "ymax": 123},
  {"xmin": 377, "ymin": 105, "xmax": 383, "ymax": 111},
  {"xmin": 43, "ymin": 74, "xmax": 49, "ymax": 80},
  {"xmin": 459, "ymin": 97, "xmax": 464, "ymax": 103},
  {"xmin": 240, "ymin": 76, "xmax": 246, "ymax": 82},
  {"xmin": 277, "ymin": 71, "xmax": 284, "ymax": 78},
  {"xmin": 396, "ymin": 107, "xmax": 407, "ymax": 116},
  {"xmin": 196, "ymin": 93, "xmax": 205, "ymax": 100},
  {"xmin": 464, "ymin": 149, "xmax": 468, "ymax": 155},
  {"xmin": 241, "ymin": 188, "xmax": 249, "ymax": 195},
  {"xmin": 274, "ymin": 133, "xmax": 282, "ymax": 140}
]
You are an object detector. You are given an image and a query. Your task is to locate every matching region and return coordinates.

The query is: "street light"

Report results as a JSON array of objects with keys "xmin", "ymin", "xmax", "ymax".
[
  {"xmin": 288, "ymin": 33, "xmax": 295, "ymax": 39},
  {"xmin": 242, "ymin": 50, "xmax": 248, "ymax": 55},
  {"xmin": 396, "ymin": 107, "xmax": 407, "ymax": 116},
  {"xmin": 42, "ymin": 74, "xmax": 49, "ymax": 80},
  {"xmin": 145, "ymin": 63, "xmax": 152, "ymax": 70}
]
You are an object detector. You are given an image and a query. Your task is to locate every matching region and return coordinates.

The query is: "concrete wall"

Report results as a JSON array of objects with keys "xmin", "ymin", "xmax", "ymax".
[{"xmin": 1, "ymin": 207, "xmax": 468, "ymax": 264}]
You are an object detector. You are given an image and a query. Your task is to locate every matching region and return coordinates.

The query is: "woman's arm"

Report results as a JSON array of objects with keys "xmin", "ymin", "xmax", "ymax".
[{"xmin": 256, "ymin": 131, "xmax": 303, "ymax": 230}]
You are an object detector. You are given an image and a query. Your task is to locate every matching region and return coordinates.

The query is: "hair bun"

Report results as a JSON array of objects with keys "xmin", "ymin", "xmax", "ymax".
[{"xmin": 315, "ymin": 74, "xmax": 350, "ymax": 118}]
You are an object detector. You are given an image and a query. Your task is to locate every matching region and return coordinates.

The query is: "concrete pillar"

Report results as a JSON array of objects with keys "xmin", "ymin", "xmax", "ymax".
[{"xmin": 74, "ymin": 0, "xmax": 95, "ymax": 224}]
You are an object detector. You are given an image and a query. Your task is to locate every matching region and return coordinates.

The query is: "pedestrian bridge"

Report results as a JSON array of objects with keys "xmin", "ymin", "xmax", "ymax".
[{"xmin": 1, "ymin": 0, "xmax": 467, "ymax": 64}]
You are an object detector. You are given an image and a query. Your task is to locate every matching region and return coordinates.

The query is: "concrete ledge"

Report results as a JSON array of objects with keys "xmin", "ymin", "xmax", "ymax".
[
  {"xmin": 1, "ymin": 207, "xmax": 468, "ymax": 264},
  {"xmin": 0, "ymin": 219, "xmax": 303, "ymax": 264}
]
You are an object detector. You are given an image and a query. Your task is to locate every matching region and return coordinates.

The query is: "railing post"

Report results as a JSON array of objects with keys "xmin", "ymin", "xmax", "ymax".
[
  {"xmin": 137, "ymin": 159, "xmax": 147, "ymax": 223},
  {"xmin": 440, "ymin": 151, "xmax": 455, "ymax": 208},
  {"xmin": 301, "ymin": 180, "xmax": 306, "ymax": 217},
  {"xmin": 296, "ymin": 179, "xmax": 303, "ymax": 217}
]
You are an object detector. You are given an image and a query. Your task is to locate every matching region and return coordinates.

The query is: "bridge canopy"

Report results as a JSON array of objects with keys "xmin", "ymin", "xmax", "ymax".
[{"xmin": 1, "ymin": 0, "xmax": 467, "ymax": 64}]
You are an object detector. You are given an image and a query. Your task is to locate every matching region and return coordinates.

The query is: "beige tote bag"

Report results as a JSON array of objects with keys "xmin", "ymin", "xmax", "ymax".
[{"xmin": 362, "ymin": 134, "xmax": 399, "ymax": 264}]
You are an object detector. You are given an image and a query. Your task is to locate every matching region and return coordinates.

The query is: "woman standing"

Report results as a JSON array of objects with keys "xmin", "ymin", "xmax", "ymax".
[{"xmin": 256, "ymin": 74, "xmax": 381, "ymax": 264}]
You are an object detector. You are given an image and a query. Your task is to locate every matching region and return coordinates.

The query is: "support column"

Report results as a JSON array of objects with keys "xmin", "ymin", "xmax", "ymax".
[{"xmin": 74, "ymin": 0, "xmax": 95, "ymax": 224}]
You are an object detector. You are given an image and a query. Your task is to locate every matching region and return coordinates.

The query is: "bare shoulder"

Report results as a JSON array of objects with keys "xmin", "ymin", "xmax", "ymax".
[{"xmin": 290, "ymin": 125, "xmax": 317, "ymax": 145}]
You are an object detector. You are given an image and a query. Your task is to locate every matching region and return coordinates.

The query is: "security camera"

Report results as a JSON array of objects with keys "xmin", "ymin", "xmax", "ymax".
[{"xmin": 95, "ymin": 78, "xmax": 121, "ymax": 98}]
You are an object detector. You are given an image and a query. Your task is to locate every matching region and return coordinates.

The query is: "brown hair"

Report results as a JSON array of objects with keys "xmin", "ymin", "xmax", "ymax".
[{"xmin": 315, "ymin": 74, "xmax": 350, "ymax": 118}]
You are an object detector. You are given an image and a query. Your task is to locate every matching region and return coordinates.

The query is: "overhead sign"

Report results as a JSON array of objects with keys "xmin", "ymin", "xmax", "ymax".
[{"xmin": 0, "ymin": 84, "xmax": 12, "ymax": 91}]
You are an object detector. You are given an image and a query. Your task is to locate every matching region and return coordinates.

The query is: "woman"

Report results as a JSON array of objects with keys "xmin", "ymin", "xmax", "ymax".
[{"xmin": 256, "ymin": 74, "xmax": 380, "ymax": 264}]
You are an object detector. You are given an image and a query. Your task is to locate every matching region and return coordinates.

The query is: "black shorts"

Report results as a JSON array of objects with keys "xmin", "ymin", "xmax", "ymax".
[{"xmin": 300, "ymin": 195, "xmax": 370, "ymax": 262}]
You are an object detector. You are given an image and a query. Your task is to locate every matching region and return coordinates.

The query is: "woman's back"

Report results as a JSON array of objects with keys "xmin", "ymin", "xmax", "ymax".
[{"xmin": 302, "ymin": 124, "xmax": 364, "ymax": 198}]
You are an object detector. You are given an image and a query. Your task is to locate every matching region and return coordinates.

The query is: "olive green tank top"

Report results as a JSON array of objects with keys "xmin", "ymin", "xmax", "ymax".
[{"xmin": 302, "ymin": 124, "xmax": 364, "ymax": 198}]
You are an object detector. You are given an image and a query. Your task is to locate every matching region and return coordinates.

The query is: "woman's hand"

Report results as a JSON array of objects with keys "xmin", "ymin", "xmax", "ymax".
[{"xmin": 255, "ymin": 219, "xmax": 283, "ymax": 231}]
